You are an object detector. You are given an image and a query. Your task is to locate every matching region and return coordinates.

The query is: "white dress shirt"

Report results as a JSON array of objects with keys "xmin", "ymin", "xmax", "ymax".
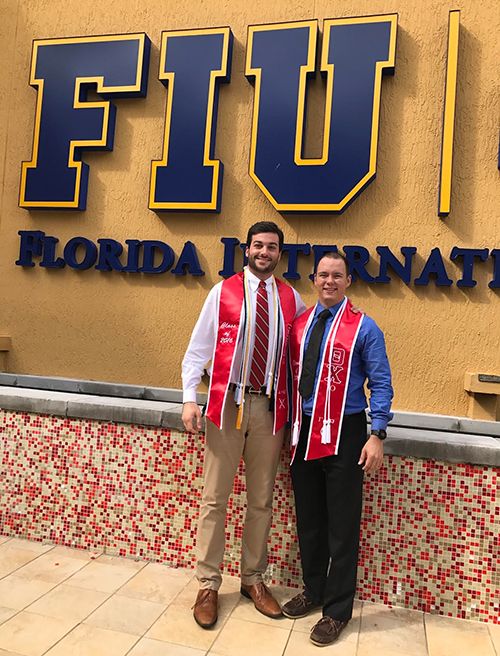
[{"xmin": 182, "ymin": 268, "xmax": 305, "ymax": 403}]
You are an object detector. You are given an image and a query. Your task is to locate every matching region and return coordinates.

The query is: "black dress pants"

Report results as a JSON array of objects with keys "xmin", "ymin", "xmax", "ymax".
[{"xmin": 290, "ymin": 411, "xmax": 366, "ymax": 621}]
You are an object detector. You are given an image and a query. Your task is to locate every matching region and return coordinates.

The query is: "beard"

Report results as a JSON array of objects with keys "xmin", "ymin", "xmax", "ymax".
[{"xmin": 247, "ymin": 253, "xmax": 278, "ymax": 275}]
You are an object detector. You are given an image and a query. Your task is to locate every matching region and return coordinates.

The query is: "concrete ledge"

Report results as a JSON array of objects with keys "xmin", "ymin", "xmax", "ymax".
[
  {"xmin": 385, "ymin": 427, "xmax": 500, "ymax": 466},
  {"xmin": 0, "ymin": 384, "xmax": 498, "ymax": 467},
  {"xmin": 0, "ymin": 373, "xmax": 207, "ymax": 405}
]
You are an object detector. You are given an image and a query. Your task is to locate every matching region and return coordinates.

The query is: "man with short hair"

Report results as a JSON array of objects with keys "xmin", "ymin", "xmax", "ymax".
[
  {"xmin": 282, "ymin": 251, "xmax": 393, "ymax": 647},
  {"xmin": 182, "ymin": 221, "xmax": 306, "ymax": 628}
]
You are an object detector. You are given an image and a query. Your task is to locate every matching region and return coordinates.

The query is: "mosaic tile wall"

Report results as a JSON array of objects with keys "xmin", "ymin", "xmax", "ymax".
[{"xmin": 0, "ymin": 410, "xmax": 498, "ymax": 623}]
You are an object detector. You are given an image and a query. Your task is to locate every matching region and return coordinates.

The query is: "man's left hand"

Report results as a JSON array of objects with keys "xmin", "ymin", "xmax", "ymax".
[{"xmin": 358, "ymin": 435, "xmax": 384, "ymax": 474}]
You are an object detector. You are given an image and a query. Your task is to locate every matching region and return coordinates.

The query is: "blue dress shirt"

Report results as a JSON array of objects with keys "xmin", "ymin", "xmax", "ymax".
[{"xmin": 302, "ymin": 299, "xmax": 393, "ymax": 430}]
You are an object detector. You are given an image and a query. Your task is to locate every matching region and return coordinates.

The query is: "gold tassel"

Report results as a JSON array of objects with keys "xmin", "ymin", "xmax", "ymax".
[{"xmin": 236, "ymin": 403, "xmax": 244, "ymax": 429}]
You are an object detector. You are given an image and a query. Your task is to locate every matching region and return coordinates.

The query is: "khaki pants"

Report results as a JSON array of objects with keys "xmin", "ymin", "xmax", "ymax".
[{"xmin": 196, "ymin": 394, "xmax": 284, "ymax": 590}]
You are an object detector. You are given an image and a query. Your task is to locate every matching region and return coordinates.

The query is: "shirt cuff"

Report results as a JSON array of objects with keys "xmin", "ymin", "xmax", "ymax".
[{"xmin": 183, "ymin": 390, "xmax": 198, "ymax": 404}]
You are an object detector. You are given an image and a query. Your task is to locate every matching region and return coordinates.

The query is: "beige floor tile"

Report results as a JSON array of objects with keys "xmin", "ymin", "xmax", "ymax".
[
  {"xmin": 0, "ymin": 609, "xmax": 16, "ymax": 626},
  {"xmin": 358, "ymin": 603, "xmax": 426, "ymax": 656},
  {"xmin": 46, "ymin": 545, "xmax": 98, "ymax": 561},
  {"xmin": 127, "ymin": 637, "xmax": 206, "ymax": 655},
  {"xmin": 0, "ymin": 611, "xmax": 76, "ymax": 656},
  {"xmin": 489, "ymin": 623, "xmax": 500, "ymax": 654},
  {"xmin": 85, "ymin": 594, "xmax": 166, "ymax": 635},
  {"xmin": 146, "ymin": 603, "xmax": 220, "ymax": 651},
  {"xmin": 0, "ymin": 544, "xmax": 48, "ymax": 579},
  {"xmin": 231, "ymin": 585, "xmax": 294, "ymax": 629},
  {"xmin": 14, "ymin": 550, "xmax": 90, "ymax": 584},
  {"xmin": 43, "ymin": 624, "xmax": 138, "ymax": 656},
  {"xmin": 118, "ymin": 562, "xmax": 193, "ymax": 605},
  {"xmin": 2, "ymin": 539, "xmax": 52, "ymax": 554},
  {"xmin": 210, "ymin": 617, "xmax": 290, "ymax": 656},
  {"xmin": 425, "ymin": 614, "xmax": 496, "ymax": 656},
  {"xmin": 27, "ymin": 584, "xmax": 110, "ymax": 621},
  {"xmin": 145, "ymin": 577, "xmax": 239, "ymax": 650},
  {"xmin": 292, "ymin": 599, "xmax": 362, "ymax": 641},
  {"xmin": 65, "ymin": 558, "xmax": 145, "ymax": 593},
  {"xmin": 94, "ymin": 555, "xmax": 145, "ymax": 570},
  {"xmin": 284, "ymin": 628, "xmax": 358, "ymax": 655},
  {"xmin": 0, "ymin": 575, "xmax": 55, "ymax": 610},
  {"xmin": 0, "ymin": 537, "xmax": 11, "ymax": 546},
  {"xmin": 0, "ymin": 648, "xmax": 27, "ymax": 656}
]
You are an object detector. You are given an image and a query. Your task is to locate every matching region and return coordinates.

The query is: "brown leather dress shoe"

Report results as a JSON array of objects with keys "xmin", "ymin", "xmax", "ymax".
[
  {"xmin": 193, "ymin": 589, "xmax": 218, "ymax": 629},
  {"xmin": 240, "ymin": 582, "xmax": 282, "ymax": 618},
  {"xmin": 310, "ymin": 617, "xmax": 349, "ymax": 646}
]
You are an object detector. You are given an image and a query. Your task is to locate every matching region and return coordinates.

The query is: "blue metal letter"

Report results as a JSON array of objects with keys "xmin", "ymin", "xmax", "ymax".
[
  {"xmin": 20, "ymin": 34, "xmax": 151, "ymax": 210},
  {"xmin": 246, "ymin": 16, "xmax": 397, "ymax": 212},
  {"xmin": 150, "ymin": 28, "xmax": 233, "ymax": 212}
]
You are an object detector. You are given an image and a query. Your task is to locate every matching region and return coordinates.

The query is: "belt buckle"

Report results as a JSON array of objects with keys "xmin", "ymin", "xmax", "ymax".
[{"xmin": 248, "ymin": 387, "xmax": 261, "ymax": 396}]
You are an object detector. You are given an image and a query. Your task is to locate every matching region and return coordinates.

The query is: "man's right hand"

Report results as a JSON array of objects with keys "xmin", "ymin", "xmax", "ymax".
[{"xmin": 182, "ymin": 402, "xmax": 202, "ymax": 433}]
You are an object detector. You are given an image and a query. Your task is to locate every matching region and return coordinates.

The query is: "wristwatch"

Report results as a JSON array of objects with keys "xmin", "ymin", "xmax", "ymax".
[{"xmin": 370, "ymin": 429, "xmax": 387, "ymax": 441}]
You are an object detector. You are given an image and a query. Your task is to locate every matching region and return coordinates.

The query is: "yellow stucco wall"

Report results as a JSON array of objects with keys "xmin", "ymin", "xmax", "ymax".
[{"xmin": 0, "ymin": 0, "xmax": 498, "ymax": 417}]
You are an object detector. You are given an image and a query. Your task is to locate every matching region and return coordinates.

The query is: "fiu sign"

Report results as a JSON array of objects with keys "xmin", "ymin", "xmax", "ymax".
[{"xmin": 20, "ymin": 14, "xmax": 441, "ymax": 215}]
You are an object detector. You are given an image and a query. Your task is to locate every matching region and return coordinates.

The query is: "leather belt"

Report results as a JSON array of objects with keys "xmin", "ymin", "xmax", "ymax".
[{"xmin": 228, "ymin": 383, "xmax": 267, "ymax": 396}]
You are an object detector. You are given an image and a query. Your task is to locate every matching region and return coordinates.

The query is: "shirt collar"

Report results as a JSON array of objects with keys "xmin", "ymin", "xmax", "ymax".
[
  {"xmin": 315, "ymin": 298, "xmax": 346, "ymax": 317},
  {"xmin": 244, "ymin": 267, "xmax": 274, "ymax": 291}
]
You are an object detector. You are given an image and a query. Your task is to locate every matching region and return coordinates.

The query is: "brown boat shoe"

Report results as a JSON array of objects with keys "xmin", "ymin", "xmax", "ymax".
[
  {"xmin": 240, "ymin": 582, "xmax": 282, "ymax": 618},
  {"xmin": 310, "ymin": 616, "xmax": 349, "ymax": 646}
]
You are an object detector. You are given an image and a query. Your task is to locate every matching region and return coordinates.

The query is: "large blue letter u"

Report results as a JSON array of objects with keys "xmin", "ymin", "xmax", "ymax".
[{"xmin": 246, "ymin": 16, "xmax": 397, "ymax": 212}]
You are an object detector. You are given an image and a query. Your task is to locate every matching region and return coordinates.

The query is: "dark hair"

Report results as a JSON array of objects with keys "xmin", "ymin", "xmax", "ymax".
[
  {"xmin": 315, "ymin": 251, "xmax": 350, "ymax": 275},
  {"xmin": 246, "ymin": 221, "xmax": 284, "ymax": 251}
]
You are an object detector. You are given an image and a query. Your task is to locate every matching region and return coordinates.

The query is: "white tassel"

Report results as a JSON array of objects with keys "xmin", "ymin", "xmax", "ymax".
[
  {"xmin": 321, "ymin": 420, "xmax": 331, "ymax": 444},
  {"xmin": 292, "ymin": 421, "xmax": 300, "ymax": 446}
]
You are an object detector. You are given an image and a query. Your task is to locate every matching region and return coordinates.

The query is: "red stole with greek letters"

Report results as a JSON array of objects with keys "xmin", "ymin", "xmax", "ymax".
[
  {"xmin": 206, "ymin": 271, "xmax": 297, "ymax": 433},
  {"xmin": 289, "ymin": 298, "xmax": 363, "ymax": 461}
]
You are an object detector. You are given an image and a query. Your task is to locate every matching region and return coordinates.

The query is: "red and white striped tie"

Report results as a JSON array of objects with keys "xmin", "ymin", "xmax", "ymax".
[{"xmin": 249, "ymin": 280, "xmax": 269, "ymax": 390}]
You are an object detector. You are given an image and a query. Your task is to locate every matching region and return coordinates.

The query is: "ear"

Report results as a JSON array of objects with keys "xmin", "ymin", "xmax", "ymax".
[
  {"xmin": 346, "ymin": 274, "xmax": 352, "ymax": 289},
  {"xmin": 245, "ymin": 245, "xmax": 249, "ymax": 258}
]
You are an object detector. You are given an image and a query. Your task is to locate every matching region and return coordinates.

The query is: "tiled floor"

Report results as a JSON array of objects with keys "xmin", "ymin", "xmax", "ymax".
[{"xmin": 0, "ymin": 536, "xmax": 498, "ymax": 656}]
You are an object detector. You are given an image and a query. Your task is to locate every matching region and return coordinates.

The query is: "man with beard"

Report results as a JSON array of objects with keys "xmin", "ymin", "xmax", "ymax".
[{"xmin": 182, "ymin": 221, "xmax": 306, "ymax": 628}]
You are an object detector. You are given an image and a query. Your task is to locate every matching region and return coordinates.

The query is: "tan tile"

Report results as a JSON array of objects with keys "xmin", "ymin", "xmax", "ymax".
[
  {"xmin": 425, "ymin": 614, "xmax": 496, "ymax": 656},
  {"xmin": 65, "ymin": 558, "xmax": 145, "ymax": 593},
  {"xmin": 146, "ymin": 603, "xmax": 219, "ymax": 651},
  {"xmin": 118, "ymin": 562, "xmax": 193, "ymax": 605},
  {"xmin": 85, "ymin": 594, "xmax": 166, "ymax": 635},
  {"xmin": 358, "ymin": 603, "xmax": 426, "ymax": 656},
  {"xmin": 146, "ymin": 577, "xmax": 241, "ymax": 650},
  {"xmin": 0, "ymin": 648, "xmax": 27, "ymax": 656},
  {"xmin": 489, "ymin": 623, "xmax": 500, "ymax": 654},
  {"xmin": 284, "ymin": 628, "xmax": 358, "ymax": 655},
  {"xmin": 0, "ymin": 611, "xmax": 76, "ymax": 656},
  {"xmin": 15, "ymin": 550, "xmax": 90, "ymax": 584},
  {"xmin": 43, "ymin": 624, "xmax": 138, "ymax": 656},
  {"xmin": 128, "ymin": 637, "xmax": 206, "ymax": 655},
  {"xmin": 0, "ymin": 537, "xmax": 11, "ymax": 546},
  {"xmin": 49, "ymin": 545, "xmax": 99, "ymax": 561},
  {"xmin": 292, "ymin": 599, "xmax": 362, "ymax": 641},
  {"xmin": 0, "ymin": 543, "xmax": 48, "ymax": 579},
  {"xmin": 231, "ymin": 585, "xmax": 294, "ymax": 629},
  {"xmin": 0, "ymin": 609, "xmax": 16, "ymax": 626},
  {"xmin": 0, "ymin": 575, "xmax": 55, "ymax": 610},
  {"xmin": 94, "ymin": 555, "xmax": 145, "ymax": 571},
  {"xmin": 210, "ymin": 617, "xmax": 290, "ymax": 656},
  {"xmin": 3, "ymin": 539, "xmax": 52, "ymax": 554},
  {"xmin": 27, "ymin": 584, "xmax": 110, "ymax": 621}
]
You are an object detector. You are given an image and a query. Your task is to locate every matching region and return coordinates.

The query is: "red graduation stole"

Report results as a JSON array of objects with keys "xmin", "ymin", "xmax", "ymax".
[
  {"xmin": 206, "ymin": 271, "xmax": 297, "ymax": 434},
  {"xmin": 289, "ymin": 298, "xmax": 364, "ymax": 461}
]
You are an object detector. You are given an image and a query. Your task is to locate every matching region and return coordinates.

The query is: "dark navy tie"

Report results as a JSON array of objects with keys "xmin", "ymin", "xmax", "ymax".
[{"xmin": 299, "ymin": 309, "xmax": 331, "ymax": 399}]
